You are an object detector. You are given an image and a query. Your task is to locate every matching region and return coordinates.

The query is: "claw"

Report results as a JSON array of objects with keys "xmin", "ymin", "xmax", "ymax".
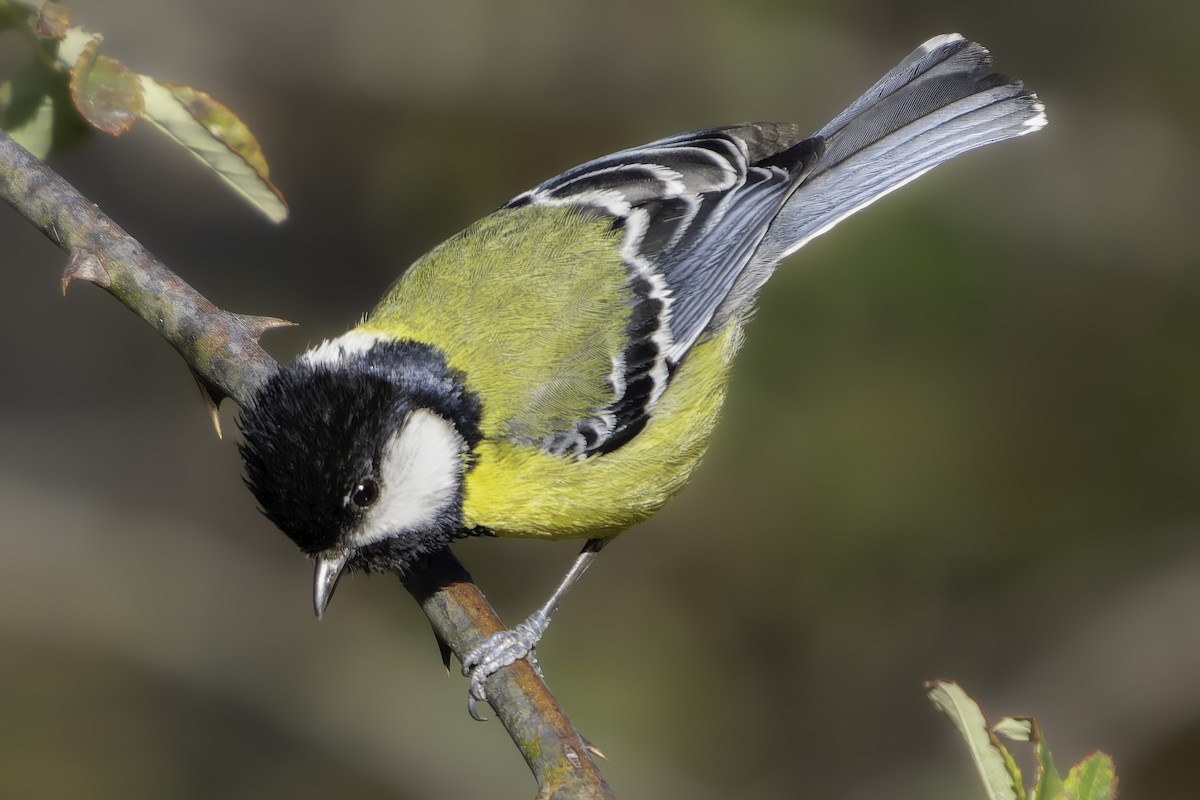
[
  {"xmin": 461, "ymin": 612, "xmax": 548, "ymax": 718},
  {"xmin": 466, "ymin": 661, "xmax": 494, "ymax": 721},
  {"xmin": 467, "ymin": 690, "xmax": 488, "ymax": 722}
]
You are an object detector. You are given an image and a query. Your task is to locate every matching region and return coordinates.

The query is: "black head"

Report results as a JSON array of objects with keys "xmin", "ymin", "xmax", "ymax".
[{"xmin": 239, "ymin": 335, "xmax": 483, "ymax": 587}]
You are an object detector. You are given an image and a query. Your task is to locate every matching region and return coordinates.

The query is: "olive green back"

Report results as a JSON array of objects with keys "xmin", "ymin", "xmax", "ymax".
[{"xmin": 360, "ymin": 204, "xmax": 632, "ymax": 443}]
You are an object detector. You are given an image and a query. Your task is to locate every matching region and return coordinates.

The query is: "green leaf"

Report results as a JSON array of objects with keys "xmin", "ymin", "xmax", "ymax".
[
  {"xmin": 138, "ymin": 76, "xmax": 288, "ymax": 223},
  {"xmin": 67, "ymin": 36, "xmax": 142, "ymax": 135},
  {"xmin": 1030, "ymin": 725, "xmax": 1064, "ymax": 800},
  {"xmin": 1, "ymin": 58, "xmax": 52, "ymax": 156},
  {"xmin": 994, "ymin": 717, "xmax": 1034, "ymax": 741},
  {"xmin": 994, "ymin": 715, "xmax": 1066, "ymax": 799},
  {"xmin": 0, "ymin": 84, "xmax": 54, "ymax": 156},
  {"xmin": 935, "ymin": 685, "xmax": 1120, "ymax": 800},
  {"xmin": 1059, "ymin": 753, "xmax": 1117, "ymax": 800},
  {"xmin": 162, "ymin": 83, "xmax": 273, "ymax": 179},
  {"xmin": 927, "ymin": 681, "xmax": 1025, "ymax": 800}
]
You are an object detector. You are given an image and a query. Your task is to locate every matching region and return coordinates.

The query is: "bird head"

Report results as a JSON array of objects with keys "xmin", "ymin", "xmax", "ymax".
[{"xmin": 238, "ymin": 334, "xmax": 482, "ymax": 617}]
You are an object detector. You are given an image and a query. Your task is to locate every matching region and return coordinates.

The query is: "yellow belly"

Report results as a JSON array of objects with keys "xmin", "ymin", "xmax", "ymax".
[{"xmin": 462, "ymin": 322, "xmax": 743, "ymax": 539}]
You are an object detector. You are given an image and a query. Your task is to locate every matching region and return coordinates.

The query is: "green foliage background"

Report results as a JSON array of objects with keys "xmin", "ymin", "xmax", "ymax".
[{"xmin": 1, "ymin": 1, "xmax": 1195, "ymax": 797}]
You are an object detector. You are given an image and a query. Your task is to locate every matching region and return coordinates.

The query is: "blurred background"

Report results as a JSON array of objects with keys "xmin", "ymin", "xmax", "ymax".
[{"xmin": 1, "ymin": 1, "xmax": 1197, "ymax": 797}]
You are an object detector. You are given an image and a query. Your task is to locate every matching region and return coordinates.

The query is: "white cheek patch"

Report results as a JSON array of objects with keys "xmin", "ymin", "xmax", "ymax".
[
  {"xmin": 301, "ymin": 330, "xmax": 384, "ymax": 367},
  {"xmin": 350, "ymin": 409, "xmax": 466, "ymax": 549}
]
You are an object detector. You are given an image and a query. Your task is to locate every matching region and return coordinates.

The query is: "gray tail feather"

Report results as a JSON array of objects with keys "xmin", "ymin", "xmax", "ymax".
[
  {"xmin": 715, "ymin": 34, "xmax": 1046, "ymax": 327},
  {"xmin": 768, "ymin": 33, "xmax": 1046, "ymax": 261}
]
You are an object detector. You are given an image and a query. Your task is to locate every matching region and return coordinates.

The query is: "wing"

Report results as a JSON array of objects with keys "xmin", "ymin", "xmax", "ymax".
[
  {"xmin": 371, "ymin": 35, "xmax": 1043, "ymax": 461},
  {"xmin": 508, "ymin": 35, "xmax": 1045, "ymax": 456},
  {"xmin": 505, "ymin": 126, "xmax": 824, "ymax": 454}
]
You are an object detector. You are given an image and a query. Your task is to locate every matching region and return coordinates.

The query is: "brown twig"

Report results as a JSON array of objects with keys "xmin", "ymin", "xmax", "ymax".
[
  {"xmin": 0, "ymin": 128, "xmax": 612, "ymax": 799},
  {"xmin": 404, "ymin": 555, "xmax": 613, "ymax": 798},
  {"xmin": 0, "ymin": 126, "xmax": 285, "ymax": 417}
]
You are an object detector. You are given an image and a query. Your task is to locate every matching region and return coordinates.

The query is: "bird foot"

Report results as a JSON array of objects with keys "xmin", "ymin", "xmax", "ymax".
[{"xmin": 462, "ymin": 612, "xmax": 547, "ymax": 720}]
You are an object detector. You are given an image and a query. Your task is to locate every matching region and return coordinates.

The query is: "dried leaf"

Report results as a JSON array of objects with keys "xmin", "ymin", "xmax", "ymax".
[
  {"xmin": 55, "ymin": 26, "xmax": 100, "ymax": 73},
  {"xmin": 68, "ymin": 38, "xmax": 142, "ymax": 135},
  {"xmin": 21, "ymin": 5, "xmax": 288, "ymax": 219},
  {"xmin": 32, "ymin": 1, "xmax": 71, "ymax": 38}
]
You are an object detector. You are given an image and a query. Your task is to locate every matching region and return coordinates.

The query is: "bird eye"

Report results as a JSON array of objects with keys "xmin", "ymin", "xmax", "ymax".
[{"xmin": 350, "ymin": 477, "xmax": 379, "ymax": 509}]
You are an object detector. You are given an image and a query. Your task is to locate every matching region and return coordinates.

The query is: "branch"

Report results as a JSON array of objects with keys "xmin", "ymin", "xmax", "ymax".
[
  {"xmin": 403, "ymin": 555, "xmax": 612, "ymax": 798},
  {"xmin": 0, "ymin": 127, "xmax": 283, "ymax": 413},
  {"xmin": 0, "ymin": 128, "xmax": 612, "ymax": 799}
]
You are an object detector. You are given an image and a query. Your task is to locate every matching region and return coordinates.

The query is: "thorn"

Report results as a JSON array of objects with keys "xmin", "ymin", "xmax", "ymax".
[
  {"xmin": 585, "ymin": 741, "xmax": 608, "ymax": 761},
  {"xmin": 431, "ymin": 623, "xmax": 453, "ymax": 675},
  {"xmin": 236, "ymin": 313, "xmax": 296, "ymax": 341},
  {"xmin": 193, "ymin": 375, "xmax": 225, "ymax": 439},
  {"xmin": 61, "ymin": 252, "xmax": 110, "ymax": 295}
]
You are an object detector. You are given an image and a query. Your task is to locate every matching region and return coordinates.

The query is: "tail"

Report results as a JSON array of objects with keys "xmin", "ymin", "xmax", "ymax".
[{"xmin": 723, "ymin": 34, "xmax": 1046, "ymax": 314}]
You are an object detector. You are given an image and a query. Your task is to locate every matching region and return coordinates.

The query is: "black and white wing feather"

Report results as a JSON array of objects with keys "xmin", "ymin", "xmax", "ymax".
[
  {"xmin": 507, "ymin": 126, "xmax": 823, "ymax": 455},
  {"xmin": 507, "ymin": 33, "xmax": 1045, "ymax": 458}
]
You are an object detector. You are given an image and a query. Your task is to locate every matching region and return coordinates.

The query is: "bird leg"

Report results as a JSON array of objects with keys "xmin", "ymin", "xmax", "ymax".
[{"xmin": 463, "ymin": 538, "xmax": 606, "ymax": 720}]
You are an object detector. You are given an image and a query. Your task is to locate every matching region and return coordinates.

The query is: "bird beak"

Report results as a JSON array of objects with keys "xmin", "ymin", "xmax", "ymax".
[{"xmin": 313, "ymin": 549, "xmax": 351, "ymax": 619}]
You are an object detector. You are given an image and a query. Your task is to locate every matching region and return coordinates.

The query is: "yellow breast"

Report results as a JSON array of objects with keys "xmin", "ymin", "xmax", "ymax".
[{"xmin": 462, "ymin": 322, "xmax": 743, "ymax": 539}]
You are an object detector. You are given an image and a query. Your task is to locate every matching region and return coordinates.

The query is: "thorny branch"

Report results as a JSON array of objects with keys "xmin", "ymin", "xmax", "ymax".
[{"xmin": 0, "ymin": 128, "xmax": 612, "ymax": 799}]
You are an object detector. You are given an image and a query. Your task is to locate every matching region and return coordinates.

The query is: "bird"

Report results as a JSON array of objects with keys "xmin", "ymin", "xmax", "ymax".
[{"xmin": 238, "ymin": 33, "xmax": 1046, "ymax": 713}]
